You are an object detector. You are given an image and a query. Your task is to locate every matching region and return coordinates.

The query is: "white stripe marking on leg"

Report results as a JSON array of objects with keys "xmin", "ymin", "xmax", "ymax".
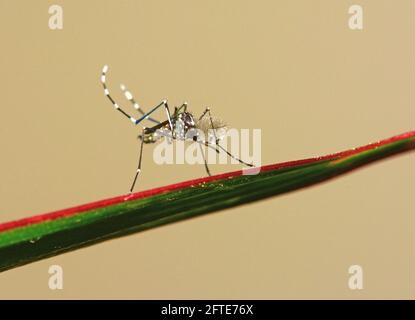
[{"xmin": 124, "ymin": 91, "xmax": 133, "ymax": 100}]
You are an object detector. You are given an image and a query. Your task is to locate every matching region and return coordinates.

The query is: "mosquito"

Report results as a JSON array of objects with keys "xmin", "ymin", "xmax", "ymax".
[{"xmin": 100, "ymin": 65, "xmax": 253, "ymax": 193}]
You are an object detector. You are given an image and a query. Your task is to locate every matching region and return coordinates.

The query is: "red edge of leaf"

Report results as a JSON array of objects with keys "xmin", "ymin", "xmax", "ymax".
[{"xmin": 1, "ymin": 130, "xmax": 414, "ymax": 233}]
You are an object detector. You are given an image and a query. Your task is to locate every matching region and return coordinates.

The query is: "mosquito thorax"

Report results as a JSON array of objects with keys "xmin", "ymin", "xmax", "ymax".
[{"xmin": 178, "ymin": 112, "xmax": 196, "ymax": 129}]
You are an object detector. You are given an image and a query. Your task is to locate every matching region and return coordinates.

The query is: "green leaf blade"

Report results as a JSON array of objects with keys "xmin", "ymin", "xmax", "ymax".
[{"xmin": 0, "ymin": 131, "xmax": 414, "ymax": 272}]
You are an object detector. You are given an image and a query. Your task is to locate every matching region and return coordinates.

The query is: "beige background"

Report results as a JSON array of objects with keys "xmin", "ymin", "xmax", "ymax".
[{"xmin": 0, "ymin": 0, "xmax": 414, "ymax": 299}]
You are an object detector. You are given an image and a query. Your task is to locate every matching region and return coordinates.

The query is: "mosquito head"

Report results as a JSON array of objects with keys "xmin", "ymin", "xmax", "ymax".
[{"xmin": 138, "ymin": 131, "xmax": 157, "ymax": 144}]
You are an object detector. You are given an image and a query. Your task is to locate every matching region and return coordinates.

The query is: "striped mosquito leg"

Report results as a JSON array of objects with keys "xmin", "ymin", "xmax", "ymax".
[
  {"xmin": 198, "ymin": 143, "xmax": 211, "ymax": 176},
  {"xmin": 120, "ymin": 83, "xmax": 160, "ymax": 124},
  {"xmin": 198, "ymin": 109, "xmax": 253, "ymax": 167},
  {"xmin": 206, "ymin": 108, "xmax": 220, "ymax": 144},
  {"xmin": 198, "ymin": 107, "xmax": 210, "ymax": 121},
  {"xmin": 216, "ymin": 144, "xmax": 254, "ymax": 167},
  {"xmin": 199, "ymin": 140, "xmax": 253, "ymax": 167},
  {"xmin": 134, "ymin": 99, "xmax": 172, "ymax": 129},
  {"xmin": 198, "ymin": 107, "xmax": 219, "ymax": 143},
  {"xmin": 178, "ymin": 102, "xmax": 188, "ymax": 113},
  {"xmin": 130, "ymin": 128, "xmax": 146, "ymax": 193},
  {"xmin": 101, "ymin": 65, "xmax": 138, "ymax": 124},
  {"xmin": 162, "ymin": 101, "xmax": 173, "ymax": 131}
]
